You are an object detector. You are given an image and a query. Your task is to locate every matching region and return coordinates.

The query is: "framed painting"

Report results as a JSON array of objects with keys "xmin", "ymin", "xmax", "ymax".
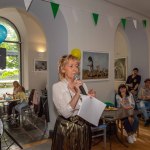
[
  {"xmin": 34, "ymin": 60, "xmax": 47, "ymax": 72},
  {"xmin": 82, "ymin": 51, "xmax": 109, "ymax": 81},
  {"xmin": 114, "ymin": 57, "xmax": 127, "ymax": 81}
]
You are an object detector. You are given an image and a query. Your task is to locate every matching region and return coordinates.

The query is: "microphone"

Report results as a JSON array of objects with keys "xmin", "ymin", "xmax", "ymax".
[{"xmin": 74, "ymin": 74, "xmax": 87, "ymax": 95}]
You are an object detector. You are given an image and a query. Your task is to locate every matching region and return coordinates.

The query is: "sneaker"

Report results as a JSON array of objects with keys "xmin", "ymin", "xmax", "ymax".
[
  {"xmin": 127, "ymin": 135, "xmax": 134, "ymax": 144},
  {"xmin": 132, "ymin": 134, "xmax": 136, "ymax": 142}
]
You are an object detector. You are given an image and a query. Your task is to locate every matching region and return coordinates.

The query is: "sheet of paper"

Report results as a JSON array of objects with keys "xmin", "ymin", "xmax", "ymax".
[{"xmin": 77, "ymin": 95, "xmax": 106, "ymax": 126}]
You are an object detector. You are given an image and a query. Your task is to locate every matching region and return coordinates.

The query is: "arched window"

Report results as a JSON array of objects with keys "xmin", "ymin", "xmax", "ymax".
[{"xmin": 0, "ymin": 17, "xmax": 21, "ymax": 94}]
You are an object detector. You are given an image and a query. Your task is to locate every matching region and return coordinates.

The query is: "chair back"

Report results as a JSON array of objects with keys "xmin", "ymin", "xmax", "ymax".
[
  {"xmin": 28, "ymin": 89, "xmax": 35, "ymax": 105},
  {"xmin": 41, "ymin": 88, "xmax": 47, "ymax": 97},
  {"xmin": 91, "ymin": 124, "xmax": 107, "ymax": 149},
  {"xmin": 114, "ymin": 93, "xmax": 118, "ymax": 108}
]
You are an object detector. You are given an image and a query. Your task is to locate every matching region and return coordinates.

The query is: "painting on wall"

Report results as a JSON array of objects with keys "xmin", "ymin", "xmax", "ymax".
[
  {"xmin": 114, "ymin": 57, "xmax": 127, "ymax": 81},
  {"xmin": 34, "ymin": 60, "xmax": 47, "ymax": 72},
  {"xmin": 82, "ymin": 51, "xmax": 109, "ymax": 81}
]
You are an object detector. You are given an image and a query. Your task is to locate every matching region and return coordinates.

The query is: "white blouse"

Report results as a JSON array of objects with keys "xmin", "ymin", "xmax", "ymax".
[
  {"xmin": 13, "ymin": 87, "xmax": 20, "ymax": 95},
  {"xmin": 52, "ymin": 79, "xmax": 88, "ymax": 118},
  {"xmin": 116, "ymin": 93, "xmax": 135, "ymax": 109}
]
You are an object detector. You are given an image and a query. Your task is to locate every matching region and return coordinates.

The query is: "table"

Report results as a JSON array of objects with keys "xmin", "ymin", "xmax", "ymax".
[
  {"xmin": 102, "ymin": 108, "xmax": 138, "ymax": 120},
  {"xmin": 0, "ymin": 99, "xmax": 21, "ymax": 118},
  {"xmin": 101, "ymin": 108, "xmax": 140, "ymax": 150},
  {"xmin": 0, "ymin": 99, "xmax": 20, "ymax": 103}
]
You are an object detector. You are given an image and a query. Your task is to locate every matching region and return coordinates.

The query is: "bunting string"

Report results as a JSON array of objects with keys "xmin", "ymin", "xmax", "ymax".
[
  {"xmin": 41, "ymin": 0, "xmax": 101, "ymax": 25},
  {"xmin": 24, "ymin": 0, "xmax": 148, "ymax": 28}
]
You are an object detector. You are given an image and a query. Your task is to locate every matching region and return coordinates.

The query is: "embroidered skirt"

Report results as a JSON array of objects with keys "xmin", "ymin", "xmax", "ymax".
[{"xmin": 51, "ymin": 116, "xmax": 91, "ymax": 150}]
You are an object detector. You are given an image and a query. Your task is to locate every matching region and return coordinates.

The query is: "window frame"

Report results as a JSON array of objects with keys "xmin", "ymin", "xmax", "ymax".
[{"xmin": 0, "ymin": 17, "xmax": 22, "ymax": 84}]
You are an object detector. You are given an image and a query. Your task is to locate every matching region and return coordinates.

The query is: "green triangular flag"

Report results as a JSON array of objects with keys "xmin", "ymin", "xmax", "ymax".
[
  {"xmin": 92, "ymin": 13, "xmax": 99, "ymax": 26},
  {"xmin": 121, "ymin": 18, "xmax": 127, "ymax": 29},
  {"xmin": 50, "ymin": 2, "xmax": 60, "ymax": 19},
  {"xmin": 142, "ymin": 20, "xmax": 147, "ymax": 28}
]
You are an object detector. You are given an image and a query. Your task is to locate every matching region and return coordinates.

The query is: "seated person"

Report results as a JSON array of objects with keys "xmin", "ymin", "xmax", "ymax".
[
  {"xmin": 126, "ymin": 68, "xmax": 141, "ymax": 97},
  {"xmin": 6, "ymin": 81, "xmax": 21, "ymax": 120},
  {"xmin": 138, "ymin": 78, "xmax": 150, "ymax": 126},
  {"xmin": 6, "ymin": 81, "xmax": 20, "ymax": 98},
  {"xmin": 116, "ymin": 84, "xmax": 139, "ymax": 144},
  {"xmin": 14, "ymin": 86, "xmax": 28, "ymax": 117}
]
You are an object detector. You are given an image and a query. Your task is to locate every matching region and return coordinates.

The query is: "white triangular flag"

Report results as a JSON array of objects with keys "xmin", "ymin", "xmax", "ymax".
[
  {"xmin": 133, "ymin": 19, "xmax": 137, "ymax": 29},
  {"xmin": 24, "ymin": 0, "xmax": 33, "ymax": 11},
  {"xmin": 107, "ymin": 16, "xmax": 115, "ymax": 28}
]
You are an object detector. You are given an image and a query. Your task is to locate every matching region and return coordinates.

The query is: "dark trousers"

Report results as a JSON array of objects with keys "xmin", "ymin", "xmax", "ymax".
[
  {"xmin": 123, "ymin": 115, "xmax": 139, "ymax": 133},
  {"xmin": 7, "ymin": 101, "xmax": 18, "ymax": 116}
]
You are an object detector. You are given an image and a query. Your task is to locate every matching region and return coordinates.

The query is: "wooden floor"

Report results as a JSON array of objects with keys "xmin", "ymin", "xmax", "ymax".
[
  {"xmin": 92, "ymin": 120, "xmax": 150, "ymax": 150},
  {"xmin": 23, "ymin": 120, "xmax": 150, "ymax": 150}
]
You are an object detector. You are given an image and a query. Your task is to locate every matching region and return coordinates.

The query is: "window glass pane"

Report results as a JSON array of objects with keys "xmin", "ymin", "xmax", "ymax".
[
  {"xmin": 0, "ymin": 17, "xmax": 21, "ymax": 95},
  {"xmin": 0, "ymin": 42, "xmax": 20, "ymax": 52},
  {"xmin": 0, "ymin": 43, "xmax": 20, "ymax": 80},
  {"xmin": 0, "ymin": 17, "xmax": 20, "ymax": 42}
]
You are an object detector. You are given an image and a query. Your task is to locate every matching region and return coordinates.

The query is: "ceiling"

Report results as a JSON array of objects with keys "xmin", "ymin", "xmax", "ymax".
[{"xmin": 104, "ymin": 0, "xmax": 150, "ymax": 18}]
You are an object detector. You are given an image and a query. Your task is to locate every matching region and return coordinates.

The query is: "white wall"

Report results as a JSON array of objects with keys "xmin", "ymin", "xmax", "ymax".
[
  {"xmin": 125, "ymin": 19, "xmax": 149, "ymax": 84},
  {"xmin": 114, "ymin": 25, "xmax": 128, "ymax": 91},
  {"xmin": 0, "ymin": 7, "xmax": 47, "ymax": 91},
  {"xmin": 57, "ymin": 0, "xmax": 150, "ymax": 101},
  {"xmin": 114, "ymin": 19, "xmax": 149, "ymax": 91}
]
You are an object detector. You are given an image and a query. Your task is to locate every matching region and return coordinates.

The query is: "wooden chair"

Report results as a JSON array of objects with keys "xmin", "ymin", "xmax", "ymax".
[
  {"xmin": 117, "ymin": 119, "xmax": 139, "ymax": 139},
  {"xmin": 91, "ymin": 124, "xmax": 107, "ymax": 149},
  {"xmin": 115, "ymin": 94, "xmax": 139, "ymax": 138}
]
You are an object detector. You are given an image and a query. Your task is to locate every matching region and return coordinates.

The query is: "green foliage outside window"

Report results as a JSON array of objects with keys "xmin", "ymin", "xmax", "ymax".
[
  {"xmin": 0, "ymin": 42, "xmax": 20, "ymax": 80},
  {"xmin": 0, "ymin": 70, "xmax": 19, "ymax": 79}
]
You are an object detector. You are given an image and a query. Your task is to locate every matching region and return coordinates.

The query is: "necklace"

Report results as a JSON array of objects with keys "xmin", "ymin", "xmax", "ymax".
[
  {"xmin": 63, "ymin": 79, "xmax": 82, "ymax": 101},
  {"xmin": 68, "ymin": 87, "xmax": 82, "ymax": 101}
]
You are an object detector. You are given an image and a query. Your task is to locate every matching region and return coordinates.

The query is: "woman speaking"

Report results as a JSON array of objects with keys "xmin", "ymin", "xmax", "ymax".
[{"xmin": 51, "ymin": 54, "xmax": 95, "ymax": 150}]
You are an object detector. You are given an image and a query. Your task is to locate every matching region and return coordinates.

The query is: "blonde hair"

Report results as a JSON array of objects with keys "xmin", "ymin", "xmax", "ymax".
[
  {"xmin": 13, "ymin": 81, "xmax": 20, "ymax": 88},
  {"xmin": 58, "ymin": 54, "xmax": 79, "ymax": 80}
]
